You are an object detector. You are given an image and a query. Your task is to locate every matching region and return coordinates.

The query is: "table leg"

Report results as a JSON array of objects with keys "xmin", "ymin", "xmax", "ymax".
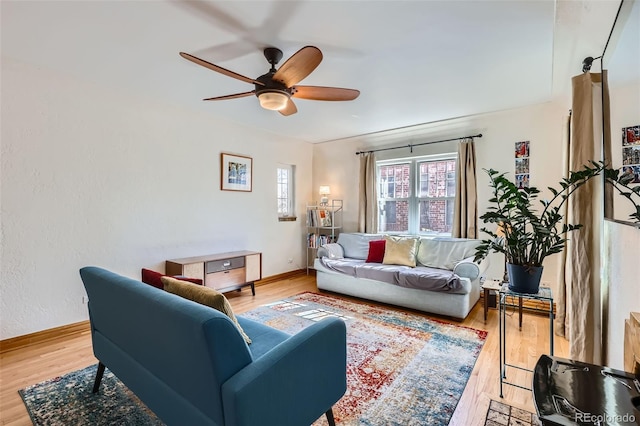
[
  {"xmin": 499, "ymin": 293, "xmax": 503, "ymax": 398},
  {"xmin": 550, "ymin": 301, "xmax": 554, "ymax": 355},
  {"xmin": 484, "ymin": 288, "xmax": 489, "ymax": 322},
  {"xmin": 518, "ymin": 296, "xmax": 523, "ymax": 330},
  {"xmin": 502, "ymin": 297, "xmax": 507, "ymax": 380}
]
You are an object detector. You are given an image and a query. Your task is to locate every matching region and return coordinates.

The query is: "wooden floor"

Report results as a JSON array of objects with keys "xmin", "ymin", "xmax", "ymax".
[{"xmin": 0, "ymin": 274, "xmax": 568, "ymax": 426}]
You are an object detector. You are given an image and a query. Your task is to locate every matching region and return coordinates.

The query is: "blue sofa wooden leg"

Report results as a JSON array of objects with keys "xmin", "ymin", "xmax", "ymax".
[
  {"xmin": 326, "ymin": 408, "xmax": 336, "ymax": 426},
  {"xmin": 92, "ymin": 362, "xmax": 106, "ymax": 393}
]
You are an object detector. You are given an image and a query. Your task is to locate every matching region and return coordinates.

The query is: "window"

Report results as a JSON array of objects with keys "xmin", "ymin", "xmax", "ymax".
[
  {"xmin": 277, "ymin": 164, "xmax": 296, "ymax": 220},
  {"xmin": 377, "ymin": 154, "xmax": 456, "ymax": 236}
]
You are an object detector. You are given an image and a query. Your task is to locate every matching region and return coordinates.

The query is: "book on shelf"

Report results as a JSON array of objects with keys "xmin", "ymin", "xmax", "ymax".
[
  {"xmin": 307, "ymin": 233, "xmax": 336, "ymax": 248},
  {"xmin": 318, "ymin": 209, "xmax": 332, "ymax": 227},
  {"xmin": 307, "ymin": 207, "xmax": 334, "ymax": 228},
  {"xmin": 306, "ymin": 209, "xmax": 318, "ymax": 227}
]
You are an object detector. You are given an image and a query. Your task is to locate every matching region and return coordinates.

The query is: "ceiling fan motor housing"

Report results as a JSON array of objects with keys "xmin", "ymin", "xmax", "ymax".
[{"xmin": 254, "ymin": 72, "xmax": 291, "ymax": 98}]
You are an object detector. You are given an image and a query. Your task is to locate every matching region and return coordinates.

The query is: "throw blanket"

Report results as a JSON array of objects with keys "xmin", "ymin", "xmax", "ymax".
[{"xmin": 318, "ymin": 258, "xmax": 465, "ymax": 293}]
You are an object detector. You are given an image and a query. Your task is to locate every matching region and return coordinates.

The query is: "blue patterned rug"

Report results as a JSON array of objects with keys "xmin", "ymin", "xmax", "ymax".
[
  {"xmin": 19, "ymin": 364, "xmax": 162, "ymax": 425},
  {"xmin": 19, "ymin": 292, "xmax": 486, "ymax": 425}
]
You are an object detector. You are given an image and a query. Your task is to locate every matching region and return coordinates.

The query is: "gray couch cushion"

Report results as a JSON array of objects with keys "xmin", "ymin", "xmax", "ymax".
[
  {"xmin": 417, "ymin": 238, "xmax": 482, "ymax": 270},
  {"xmin": 336, "ymin": 233, "xmax": 384, "ymax": 260},
  {"xmin": 317, "ymin": 257, "xmax": 468, "ymax": 293}
]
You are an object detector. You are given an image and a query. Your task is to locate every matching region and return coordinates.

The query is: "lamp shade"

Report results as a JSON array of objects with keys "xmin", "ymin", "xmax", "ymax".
[
  {"xmin": 319, "ymin": 186, "xmax": 331, "ymax": 195},
  {"xmin": 258, "ymin": 91, "xmax": 289, "ymax": 111}
]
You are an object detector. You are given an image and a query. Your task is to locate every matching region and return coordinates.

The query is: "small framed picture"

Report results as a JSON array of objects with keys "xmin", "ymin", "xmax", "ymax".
[
  {"xmin": 221, "ymin": 153, "xmax": 252, "ymax": 192},
  {"xmin": 515, "ymin": 141, "xmax": 530, "ymax": 158},
  {"xmin": 622, "ymin": 125, "xmax": 640, "ymax": 146},
  {"xmin": 515, "ymin": 158, "xmax": 529, "ymax": 174},
  {"xmin": 515, "ymin": 174, "xmax": 530, "ymax": 189},
  {"xmin": 622, "ymin": 166, "xmax": 640, "ymax": 184}
]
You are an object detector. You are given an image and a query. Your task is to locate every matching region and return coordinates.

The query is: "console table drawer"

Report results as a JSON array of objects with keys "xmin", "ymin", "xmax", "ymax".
[
  {"xmin": 206, "ymin": 257, "xmax": 245, "ymax": 273},
  {"xmin": 206, "ymin": 267, "xmax": 246, "ymax": 290}
]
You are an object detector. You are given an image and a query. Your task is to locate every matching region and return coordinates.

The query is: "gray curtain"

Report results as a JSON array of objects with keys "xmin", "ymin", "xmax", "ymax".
[
  {"xmin": 358, "ymin": 152, "xmax": 378, "ymax": 233},
  {"xmin": 563, "ymin": 71, "xmax": 611, "ymax": 364},
  {"xmin": 452, "ymin": 138, "xmax": 478, "ymax": 238}
]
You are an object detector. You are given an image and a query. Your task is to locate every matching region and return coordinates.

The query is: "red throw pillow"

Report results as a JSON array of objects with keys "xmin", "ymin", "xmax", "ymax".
[
  {"xmin": 366, "ymin": 240, "xmax": 386, "ymax": 263},
  {"xmin": 141, "ymin": 268, "xmax": 203, "ymax": 289}
]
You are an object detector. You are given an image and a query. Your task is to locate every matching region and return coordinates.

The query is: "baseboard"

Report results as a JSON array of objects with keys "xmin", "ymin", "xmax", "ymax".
[
  {"xmin": 0, "ymin": 320, "xmax": 91, "ymax": 354},
  {"xmin": 255, "ymin": 269, "xmax": 306, "ymax": 285}
]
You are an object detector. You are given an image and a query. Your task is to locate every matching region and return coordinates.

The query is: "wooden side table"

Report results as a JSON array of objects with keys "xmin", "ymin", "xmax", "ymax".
[
  {"xmin": 481, "ymin": 279, "xmax": 502, "ymax": 322},
  {"xmin": 499, "ymin": 285, "xmax": 553, "ymax": 398}
]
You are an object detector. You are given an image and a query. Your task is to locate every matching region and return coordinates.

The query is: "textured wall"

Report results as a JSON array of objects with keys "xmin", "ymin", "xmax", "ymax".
[{"xmin": 1, "ymin": 59, "xmax": 313, "ymax": 340}]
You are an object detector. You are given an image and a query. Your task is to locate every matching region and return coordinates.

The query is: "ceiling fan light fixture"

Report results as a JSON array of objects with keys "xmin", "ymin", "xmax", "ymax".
[{"xmin": 258, "ymin": 91, "xmax": 289, "ymax": 111}]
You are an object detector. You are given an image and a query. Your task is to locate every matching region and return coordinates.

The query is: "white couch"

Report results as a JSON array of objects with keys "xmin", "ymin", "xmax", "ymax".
[{"xmin": 314, "ymin": 233, "xmax": 489, "ymax": 319}]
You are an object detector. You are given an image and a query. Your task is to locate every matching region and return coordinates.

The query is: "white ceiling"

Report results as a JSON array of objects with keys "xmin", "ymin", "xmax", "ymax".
[{"xmin": 1, "ymin": 0, "xmax": 628, "ymax": 144}]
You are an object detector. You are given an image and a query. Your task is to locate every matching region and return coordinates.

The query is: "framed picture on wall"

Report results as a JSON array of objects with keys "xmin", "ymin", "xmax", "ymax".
[
  {"xmin": 622, "ymin": 125, "xmax": 640, "ymax": 146},
  {"xmin": 514, "ymin": 140, "xmax": 530, "ymax": 190},
  {"xmin": 621, "ymin": 125, "xmax": 640, "ymax": 185},
  {"xmin": 221, "ymin": 153, "xmax": 253, "ymax": 192}
]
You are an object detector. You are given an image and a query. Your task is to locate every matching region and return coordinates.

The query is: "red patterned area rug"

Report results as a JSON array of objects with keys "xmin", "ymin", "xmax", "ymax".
[{"xmin": 242, "ymin": 292, "xmax": 487, "ymax": 426}]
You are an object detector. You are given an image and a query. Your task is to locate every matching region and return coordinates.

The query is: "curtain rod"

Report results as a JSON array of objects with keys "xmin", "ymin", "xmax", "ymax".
[{"xmin": 355, "ymin": 133, "xmax": 482, "ymax": 155}]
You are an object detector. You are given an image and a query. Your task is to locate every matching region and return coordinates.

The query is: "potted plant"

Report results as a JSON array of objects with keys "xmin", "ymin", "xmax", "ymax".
[{"xmin": 474, "ymin": 161, "xmax": 640, "ymax": 294}]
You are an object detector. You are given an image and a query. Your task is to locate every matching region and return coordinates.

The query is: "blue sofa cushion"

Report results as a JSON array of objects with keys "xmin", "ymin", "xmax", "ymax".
[{"xmin": 236, "ymin": 317, "xmax": 290, "ymax": 360}]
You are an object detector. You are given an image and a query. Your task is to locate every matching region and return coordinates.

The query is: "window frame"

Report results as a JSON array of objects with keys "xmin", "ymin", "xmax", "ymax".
[
  {"xmin": 376, "ymin": 153, "xmax": 457, "ymax": 236},
  {"xmin": 277, "ymin": 164, "xmax": 296, "ymax": 221}
]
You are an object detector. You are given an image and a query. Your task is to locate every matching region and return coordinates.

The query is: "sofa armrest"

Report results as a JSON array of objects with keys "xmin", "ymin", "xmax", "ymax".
[
  {"xmin": 221, "ymin": 318, "xmax": 347, "ymax": 426},
  {"xmin": 453, "ymin": 256, "xmax": 490, "ymax": 281},
  {"xmin": 317, "ymin": 243, "xmax": 344, "ymax": 259}
]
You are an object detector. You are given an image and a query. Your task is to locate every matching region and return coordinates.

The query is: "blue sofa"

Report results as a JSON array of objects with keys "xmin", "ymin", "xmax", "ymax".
[{"xmin": 80, "ymin": 266, "xmax": 347, "ymax": 426}]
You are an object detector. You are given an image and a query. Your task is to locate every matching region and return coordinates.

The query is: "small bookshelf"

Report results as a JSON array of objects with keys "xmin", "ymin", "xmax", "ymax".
[{"xmin": 305, "ymin": 200, "xmax": 343, "ymax": 274}]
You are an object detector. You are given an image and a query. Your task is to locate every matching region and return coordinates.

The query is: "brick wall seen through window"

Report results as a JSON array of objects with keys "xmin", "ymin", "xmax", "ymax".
[{"xmin": 377, "ymin": 155, "xmax": 456, "ymax": 235}]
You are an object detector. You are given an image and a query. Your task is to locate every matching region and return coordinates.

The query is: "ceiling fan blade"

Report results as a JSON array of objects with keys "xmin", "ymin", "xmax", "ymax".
[
  {"xmin": 273, "ymin": 46, "xmax": 322, "ymax": 87},
  {"xmin": 203, "ymin": 91, "xmax": 255, "ymax": 101},
  {"xmin": 292, "ymin": 86, "xmax": 360, "ymax": 101},
  {"xmin": 179, "ymin": 52, "xmax": 264, "ymax": 86},
  {"xmin": 279, "ymin": 99, "xmax": 298, "ymax": 116}
]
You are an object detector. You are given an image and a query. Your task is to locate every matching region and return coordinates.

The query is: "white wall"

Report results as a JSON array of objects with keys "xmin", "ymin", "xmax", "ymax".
[
  {"xmin": 603, "ymin": 221, "xmax": 640, "ymax": 369},
  {"xmin": 0, "ymin": 59, "xmax": 313, "ymax": 340},
  {"xmin": 313, "ymin": 101, "xmax": 568, "ymax": 294}
]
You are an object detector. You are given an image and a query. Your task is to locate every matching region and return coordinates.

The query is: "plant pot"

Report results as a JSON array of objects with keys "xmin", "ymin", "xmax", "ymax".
[{"xmin": 507, "ymin": 263, "xmax": 543, "ymax": 294}]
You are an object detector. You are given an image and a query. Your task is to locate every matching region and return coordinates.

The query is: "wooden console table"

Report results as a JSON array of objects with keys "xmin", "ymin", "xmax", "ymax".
[{"xmin": 166, "ymin": 251, "xmax": 261, "ymax": 295}]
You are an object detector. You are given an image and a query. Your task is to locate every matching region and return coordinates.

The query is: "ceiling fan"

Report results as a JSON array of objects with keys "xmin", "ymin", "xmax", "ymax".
[{"xmin": 179, "ymin": 46, "xmax": 360, "ymax": 116}]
